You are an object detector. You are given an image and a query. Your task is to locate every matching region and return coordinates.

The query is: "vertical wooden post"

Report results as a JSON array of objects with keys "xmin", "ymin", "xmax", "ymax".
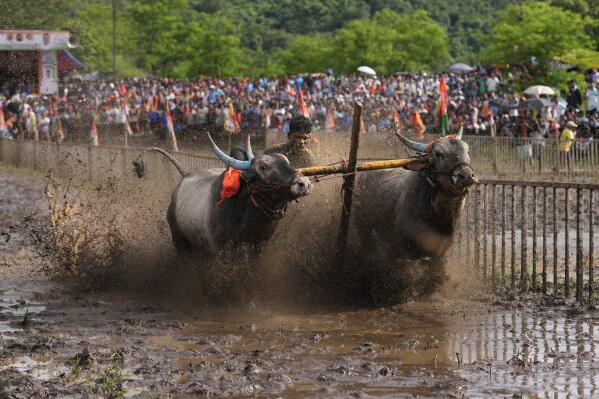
[
  {"xmin": 335, "ymin": 101, "xmax": 363, "ymax": 265},
  {"xmin": 576, "ymin": 188, "xmax": 583, "ymax": 303}
]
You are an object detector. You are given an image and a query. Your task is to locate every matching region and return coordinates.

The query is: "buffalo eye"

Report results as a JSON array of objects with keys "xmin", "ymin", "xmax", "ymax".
[
  {"xmin": 434, "ymin": 151, "xmax": 445, "ymax": 159},
  {"xmin": 259, "ymin": 164, "xmax": 271, "ymax": 172}
]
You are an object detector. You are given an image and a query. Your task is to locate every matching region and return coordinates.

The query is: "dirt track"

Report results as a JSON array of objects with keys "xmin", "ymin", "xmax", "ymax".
[{"xmin": 1, "ymin": 165, "xmax": 599, "ymax": 398}]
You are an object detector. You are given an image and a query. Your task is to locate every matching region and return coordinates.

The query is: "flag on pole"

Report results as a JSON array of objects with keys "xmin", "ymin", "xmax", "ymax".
[
  {"xmin": 165, "ymin": 103, "xmax": 179, "ymax": 152},
  {"xmin": 0, "ymin": 108, "xmax": 6, "ymax": 132},
  {"xmin": 297, "ymin": 90, "xmax": 318, "ymax": 141},
  {"xmin": 90, "ymin": 120, "xmax": 99, "ymax": 146},
  {"xmin": 437, "ymin": 75, "xmax": 449, "ymax": 136},
  {"xmin": 409, "ymin": 111, "xmax": 426, "ymax": 141},
  {"xmin": 325, "ymin": 106, "xmax": 335, "ymax": 131},
  {"xmin": 298, "ymin": 90, "xmax": 310, "ymax": 118},
  {"xmin": 393, "ymin": 110, "xmax": 403, "ymax": 131},
  {"xmin": 224, "ymin": 103, "xmax": 241, "ymax": 134},
  {"xmin": 122, "ymin": 98, "xmax": 134, "ymax": 136}
]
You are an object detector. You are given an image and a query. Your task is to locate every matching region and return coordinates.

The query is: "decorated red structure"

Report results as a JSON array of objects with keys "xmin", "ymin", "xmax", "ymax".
[{"xmin": 0, "ymin": 30, "xmax": 83, "ymax": 95}]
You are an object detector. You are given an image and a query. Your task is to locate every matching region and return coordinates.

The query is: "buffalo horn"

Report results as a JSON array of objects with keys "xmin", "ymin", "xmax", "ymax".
[
  {"xmin": 246, "ymin": 135, "xmax": 255, "ymax": 161},
  {"xmin": 454, "ymin": 125, "xmax": 463, "ymax": 140},
  {"xmin": 395, "ymin": 130, "xmax": 429, "ymax": 153},
  {"xmin": 207, "ymin": 133, "xmax": 252, "ymax": 170}
]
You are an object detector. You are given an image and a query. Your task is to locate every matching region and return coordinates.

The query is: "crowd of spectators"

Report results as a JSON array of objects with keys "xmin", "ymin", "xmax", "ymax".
[{"xmin": 1, "ymin": 67, "xmax": 598, "ymax": 154}]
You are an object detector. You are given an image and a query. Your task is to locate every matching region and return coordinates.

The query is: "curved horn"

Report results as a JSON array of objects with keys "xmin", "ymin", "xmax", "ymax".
[
  {"xmin": 207, "ymin": 133, "xmax": 252, "ymax": 170},
  {"xmin": 246, "ymin": 135, "xmax": 255, "ymax": 161},
  {"xmin": 454, "ymin": 125, "xmax": 463, "ymax": 140},
  {"xmin": 395, "ymin": 129, "xmax": 429, "ymax": 153}
]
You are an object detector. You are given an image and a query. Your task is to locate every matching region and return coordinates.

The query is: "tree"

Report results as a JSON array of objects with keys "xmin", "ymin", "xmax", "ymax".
[
  {"xmin": 278, "ymin": 34, "xmax": 334, "ymax": 74},
  {"xmin": 330, "ymin": 9, "xmax": 450, "ymax": 75},
  {"xmin": 483, "ymin": 2, "xmax": 596, "ymax": 75}
]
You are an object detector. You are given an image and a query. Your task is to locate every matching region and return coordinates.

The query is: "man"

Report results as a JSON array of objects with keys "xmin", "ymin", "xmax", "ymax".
[
  {"xmin": 559, "ymin": 121, "xmax": 577, "ymax": 173},
  {"xmin": 586, "ymin": 83, "xmax": 598, "ymax": 115},
  {"xmin": 566, "ymin": 80, "xmax": 582, "ymax": 110},
  {"xmin": 264, "ymin": 115, "xmax": 315, "ymax": 168}
]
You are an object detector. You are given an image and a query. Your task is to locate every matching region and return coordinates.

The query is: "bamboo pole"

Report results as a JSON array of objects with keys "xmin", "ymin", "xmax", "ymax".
[
  {"xmin": 335, "ymin": 101, "xmax": 362, "ymax": 265},
  {"xmin": 296, "ymin": 158, "xmax": 418, "ymax": 176}
]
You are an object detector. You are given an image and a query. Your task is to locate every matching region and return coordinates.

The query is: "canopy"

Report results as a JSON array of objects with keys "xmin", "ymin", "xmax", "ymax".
[
  {"xmin": 523, "ymin": 85, "xmax": 555, "ymax": 97},
  {"xmin": 449, "ymin": 63, "xmax": 474, "ymax": 73},
  {"xmin": 57, "ymin": 50, "xmax": 84, "ymax": 75},
  {"xmin": 518, "ymin": 97, "xmax": 552, "ymax": 111},
  {"xmin": 357, "ymin": 66, "xmax": 376, "ymax": 76}
]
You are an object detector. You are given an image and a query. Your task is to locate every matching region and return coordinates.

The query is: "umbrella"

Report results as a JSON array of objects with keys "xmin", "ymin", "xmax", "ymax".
[
  {"xmin": 523, "ymin": 85, "xmax": 555, "ymax": 96},
  {"xmin": 449, "ymin": 63, "xmax": 474, "ymax": 73},
  {"xmin": 517, "ymin": 97, "xmax": 552, "ymax": 110},
  {"xmin": 357, "ymin": 66, "xmax": 376, "ymax": 76}
]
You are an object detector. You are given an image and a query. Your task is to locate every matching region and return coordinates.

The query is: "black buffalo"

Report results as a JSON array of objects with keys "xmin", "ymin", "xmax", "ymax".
[
  {"xmin": 354, "ymin": 131, "xmax": 477, "ymax": 261},
  {"xmin": 147, "ymin": 136, "xmax": 312, "ymax": 256}
]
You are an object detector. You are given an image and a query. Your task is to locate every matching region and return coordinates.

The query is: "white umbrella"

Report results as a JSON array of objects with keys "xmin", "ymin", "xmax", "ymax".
[
  {"xmin": 449, "ymin": 63, "xmax": 474, "ymax": 73},
  {"xmin": 357, "ymin": 66, "xmax": 376, "ymax": 76},
  {"xmin": 524, "ymin": 85, "xmax": 555, "ymax": 96}
]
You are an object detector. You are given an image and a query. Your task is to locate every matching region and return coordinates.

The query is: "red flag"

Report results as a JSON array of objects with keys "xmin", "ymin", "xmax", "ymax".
[
  {"xmin": 325, "ymin": 106, "xmax": 335, "ymax": 131},
  {"xmin": 437, "ymin": 76, "xmax": 449, "ymax": 136},
  {"xmin": 298, "ymin": 90, "xmax": 310, "ymax": 118},
  {"xmin": 0, "ymin": 108, "xmax": 6, "ymax": 132},
  {"xmin": 409, "ymin": 111, "xmax": 425, "ymax": 141},
  {"xmin": 90, "ymin": 120, "xmax": 99, "ymax": 146},
  {"xmin": 393, "ymin": 110, "xmax": 403, "ymax": 131}
]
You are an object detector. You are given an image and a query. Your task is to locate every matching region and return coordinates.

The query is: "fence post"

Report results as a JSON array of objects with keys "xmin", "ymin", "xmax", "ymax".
[
  {"xmin": 589, "ymin": 190, "xmax": 595, "ymax": 306},
  {"xmin": 576, "ymin": 188, "xmax": 583, "ymax": 303},
  {"xmin": 565, "ymin": 188, "xmax": 570, "ymax": 298},
  {"xmin": 521, "ymin": 185, "xmax": 528, "ymax": 292}
]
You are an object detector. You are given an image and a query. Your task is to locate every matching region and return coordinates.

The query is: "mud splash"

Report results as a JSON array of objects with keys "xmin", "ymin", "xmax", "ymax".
[{"xmin": 2, "ymin": 165, "xmax": 597, "ymax": 398}]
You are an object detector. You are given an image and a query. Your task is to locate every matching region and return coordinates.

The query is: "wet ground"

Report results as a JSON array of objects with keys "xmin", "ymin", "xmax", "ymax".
[{"xmin": 1, "ymin": 165, "xmax": 599, "ymax": 398}]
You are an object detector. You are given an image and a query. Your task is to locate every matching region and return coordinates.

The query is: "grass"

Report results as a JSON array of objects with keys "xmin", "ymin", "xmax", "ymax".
[{"xmin": 0, "ymin": 161, "xmax": 45, "ymax": 177}]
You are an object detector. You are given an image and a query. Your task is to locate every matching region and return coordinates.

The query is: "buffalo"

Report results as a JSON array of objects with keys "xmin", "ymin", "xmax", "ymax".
[
  {"xmin": 354, "ymin": 130, "xmax": 477, "ymax": 261},
  {"xmin": 145, "ymin": 136, "xmax": 312, "ymax": 257}
]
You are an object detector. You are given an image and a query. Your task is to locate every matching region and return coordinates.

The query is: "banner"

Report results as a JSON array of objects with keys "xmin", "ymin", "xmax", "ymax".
[{"xmin": 39, "ymin": 50, "xmax": 59, "ymax": 95}]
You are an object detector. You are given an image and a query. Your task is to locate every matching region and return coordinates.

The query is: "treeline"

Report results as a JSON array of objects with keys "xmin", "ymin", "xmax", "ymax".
[{"xmin": 0, "ymin": 0, "xmax": 597, "ymax": 79}]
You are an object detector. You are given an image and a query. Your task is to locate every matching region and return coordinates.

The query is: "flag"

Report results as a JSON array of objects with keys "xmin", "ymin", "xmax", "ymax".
[
  {"xmin": 224, "ymin": 103, "xmax": 241, "ymax": 134},
  {"xmin": 409, "ymin": 111, "xmax": 425, "ymax": 141},
  {"xmin": 325, "ymin": 106, "xmax": 335, "ymax": 131},
  {"xmin": 90, "ymin": 120, "xmax": 99, "ymax": 146},
  {"xmin": 298, "ymin": 90, "xmax": 310, "ymax": 118},
  {"xmin": 122, "ymin": 98, "xmax": 133, "ymax": 136},
  {"xmin": 393, "ymin": 110, "xmax": 403, "ymax": 131},
  {"xmin": 0, "ymin": 108, "xmax": 6, "ymax": 132},
  {"xmin": 438, "ymin": 75, "xmax": 449, "ymax": 136},
  {"xmin": 165, "ymin": 104, "xmax": 179, "ymax": 152}
]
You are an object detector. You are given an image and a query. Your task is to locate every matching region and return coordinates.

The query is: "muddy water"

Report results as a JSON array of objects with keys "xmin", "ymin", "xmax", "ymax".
[
  {"xmin": 2, "ymin": 279, "xmax": 599, "ymax": 398},
  {"xmin": 2, "ymin": 166, "xmax": 599, "ymax": 398}
]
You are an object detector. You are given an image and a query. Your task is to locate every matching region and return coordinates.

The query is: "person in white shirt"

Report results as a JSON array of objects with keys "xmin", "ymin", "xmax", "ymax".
[{"xmin": 586, "ymin": 83, "xmax": 598, "ymax": 115}]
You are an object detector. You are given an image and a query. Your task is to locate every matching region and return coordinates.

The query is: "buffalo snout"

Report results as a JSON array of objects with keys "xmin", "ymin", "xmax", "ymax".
[
  {"xmin": 291, "ymin": 175, "xmax": 312, "ymax": 197},
  {"xmin": 452, "ymin": 165, "xmax": 477, "ymax": 188}
]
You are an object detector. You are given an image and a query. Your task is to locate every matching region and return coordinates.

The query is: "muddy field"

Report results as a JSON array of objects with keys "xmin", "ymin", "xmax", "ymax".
[{"xmin": 1, "ymin": 165, "xmax": 599, "ymax": 398}]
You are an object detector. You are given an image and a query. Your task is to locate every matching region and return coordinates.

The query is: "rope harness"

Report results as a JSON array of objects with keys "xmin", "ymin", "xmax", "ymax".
[{"xmin": 242, "ymin": 177, "xmax": 297, "ymax": 220}]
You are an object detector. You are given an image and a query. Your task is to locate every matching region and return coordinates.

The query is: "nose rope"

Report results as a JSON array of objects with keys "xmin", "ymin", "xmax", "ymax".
[
  {"xmin": 242, "ymin": 175, "xmax": 304, "ymax": 220},
  {"xmin": 435, "ymin": 162, "xmax": 475, "ymax": 176}
]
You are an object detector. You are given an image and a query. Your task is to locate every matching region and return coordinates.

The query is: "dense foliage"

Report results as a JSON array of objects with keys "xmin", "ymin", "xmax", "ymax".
[{"xmin": 0, "ymin": 0, "xmax": 597, "ymax": 80}]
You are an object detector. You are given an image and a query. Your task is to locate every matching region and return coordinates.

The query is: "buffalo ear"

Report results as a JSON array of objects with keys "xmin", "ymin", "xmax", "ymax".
[{"xmin": 403, "ymin": 158, "xmax": 429, "ymax": 171}]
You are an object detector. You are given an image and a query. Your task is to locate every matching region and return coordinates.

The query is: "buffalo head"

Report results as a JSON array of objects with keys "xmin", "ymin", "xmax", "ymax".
[
  {"xmin": 208, "ymin": 134, "xmax": 311, "ymax": 208},
  {"xmin": 396, "ymin": 131, "xmax": 477, "ymax": 196}
]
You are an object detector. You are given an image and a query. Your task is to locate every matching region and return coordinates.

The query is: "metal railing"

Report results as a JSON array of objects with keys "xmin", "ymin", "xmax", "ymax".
[
  {"xmin": 454, "ymin": 179, "xmax": 598, "ymax": 304},
  {"xmin": 317, "ymin": 132, "xmax": 599, "ymax": 182}
]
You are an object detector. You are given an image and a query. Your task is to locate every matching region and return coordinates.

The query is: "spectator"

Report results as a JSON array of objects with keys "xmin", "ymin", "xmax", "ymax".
[
  {"xmin": 559, "ymin": 121, "xmax": 577, "ymax": 173},
  {"xmin": 566, "ymin": 79, "xmax": 582, "ymax": 110}
]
